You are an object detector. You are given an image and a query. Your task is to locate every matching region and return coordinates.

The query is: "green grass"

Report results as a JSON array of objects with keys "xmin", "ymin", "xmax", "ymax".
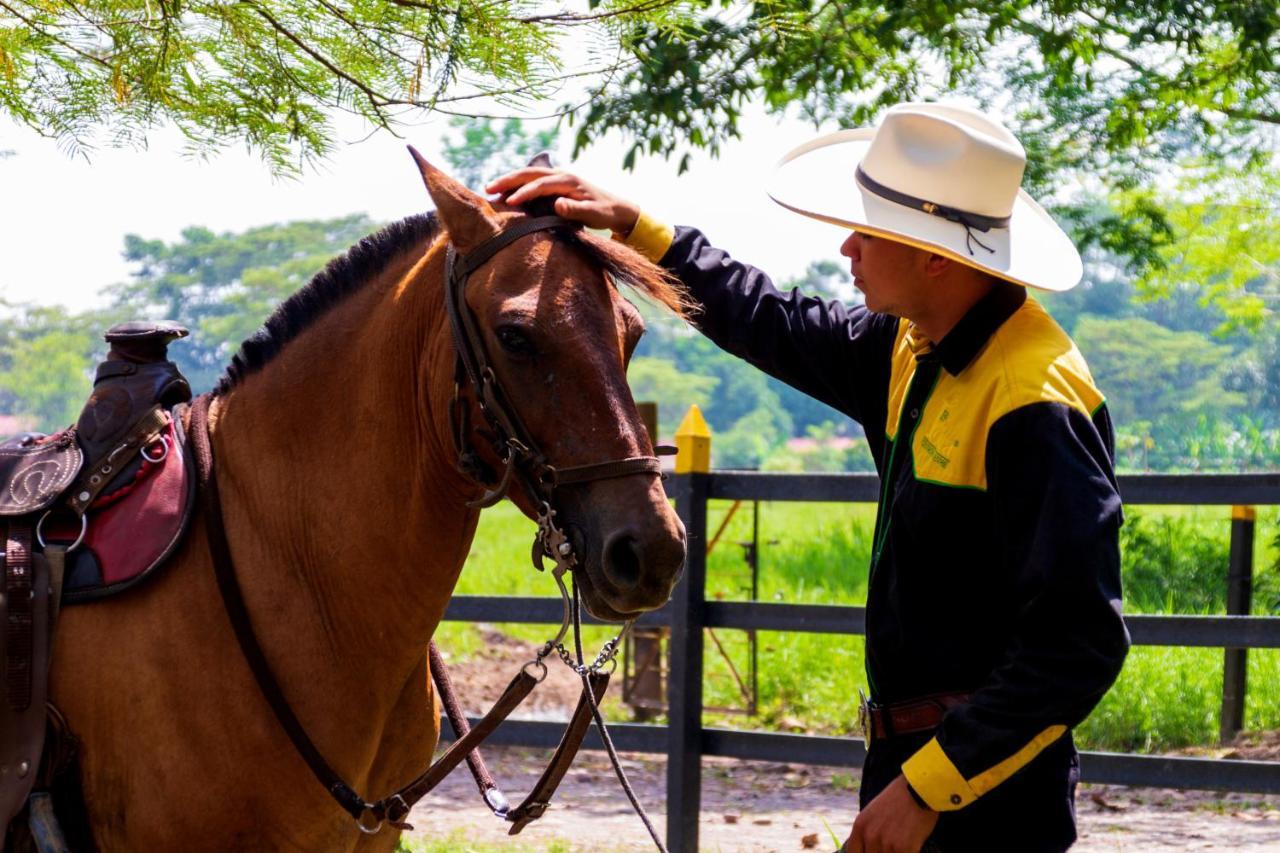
[{"xmin": 442, "ymin": 500, "xmax": 1280, "ymax": 753}]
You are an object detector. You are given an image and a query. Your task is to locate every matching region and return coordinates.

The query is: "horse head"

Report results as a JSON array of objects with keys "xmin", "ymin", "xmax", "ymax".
[{"xmin": 413, "ymin": 152, "xmax": 688, "ymax": 622}]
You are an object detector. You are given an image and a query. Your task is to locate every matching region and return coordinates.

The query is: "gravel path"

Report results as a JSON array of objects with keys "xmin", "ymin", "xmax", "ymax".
[
  {"xmin": 414, "ymin": 636, "xmax": 1279, "ymax": 851},
  {"xmin": 405, "ymin": 747, "xmax": 1280, "ymax": 851}
]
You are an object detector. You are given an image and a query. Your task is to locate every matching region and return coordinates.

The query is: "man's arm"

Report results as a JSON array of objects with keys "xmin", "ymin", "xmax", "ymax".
[
  {"xmin": 639, "ymin": 221, "xmax": 899, "ymax": 428},
  {"xmin": 485, "ymin": 167, "xmax": 899, "ymax": 428},
  {"xmin": 899, "ymin": 401, "xmax": 1130, "ymax": 812}
]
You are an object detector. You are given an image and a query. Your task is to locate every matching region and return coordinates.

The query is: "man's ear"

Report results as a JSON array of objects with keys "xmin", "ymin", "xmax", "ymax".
[
  {"xmin": 408, "ymin": 146, "xmax": 500, "ymax": 253},
  {"xmin": 925, "ymin": 252, "xmax": 953, "ymax": 278}
]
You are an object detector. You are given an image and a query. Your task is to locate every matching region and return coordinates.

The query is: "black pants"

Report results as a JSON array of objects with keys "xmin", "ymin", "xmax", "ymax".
[{"xmin": 859, "ymin": 731, "xmax": 1080, "ymax": 852}]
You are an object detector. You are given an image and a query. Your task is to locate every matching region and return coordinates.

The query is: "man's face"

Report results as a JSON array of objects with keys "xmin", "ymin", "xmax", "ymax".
[{"xmin": 839, "ymin": 230, "xmax": 928, "ymax": 317}]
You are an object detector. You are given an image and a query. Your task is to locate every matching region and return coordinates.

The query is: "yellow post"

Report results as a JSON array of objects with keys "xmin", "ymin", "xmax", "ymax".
[
  {"xmin": 1232, "ymin": 505, "xmax": 1257, "ymax": 522},
  {"xmin": 674, "ymin": 404, "xmax": 712, "ymax": 474}
]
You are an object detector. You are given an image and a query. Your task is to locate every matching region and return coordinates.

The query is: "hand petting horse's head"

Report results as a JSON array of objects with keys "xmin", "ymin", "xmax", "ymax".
[{"xmin": 412, "ymin": 151, "xmax": 688, "ymax": 621}]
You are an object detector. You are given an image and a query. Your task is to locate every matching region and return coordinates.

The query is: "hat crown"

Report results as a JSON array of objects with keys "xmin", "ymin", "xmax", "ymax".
[{"xmin": 860, "ymin": 103, "xmax": 1026, "ymax": 220}]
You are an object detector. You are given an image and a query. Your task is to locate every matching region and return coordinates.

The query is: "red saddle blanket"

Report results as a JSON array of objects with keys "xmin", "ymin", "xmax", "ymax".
[{"xmin": 45, "ymin": 410, "xmax": 196, "ymax": 603}]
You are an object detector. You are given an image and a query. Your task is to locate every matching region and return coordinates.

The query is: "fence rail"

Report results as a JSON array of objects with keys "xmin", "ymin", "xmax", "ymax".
[{"xmin": 440, "ymin": 471, "xmax": 1279, "ymax": 852}]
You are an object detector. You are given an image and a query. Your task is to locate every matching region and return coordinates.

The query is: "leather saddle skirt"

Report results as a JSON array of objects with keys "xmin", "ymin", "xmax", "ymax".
[{"xmin": 41, "ymin": 408, "xmax": 196, "ymax": 603}]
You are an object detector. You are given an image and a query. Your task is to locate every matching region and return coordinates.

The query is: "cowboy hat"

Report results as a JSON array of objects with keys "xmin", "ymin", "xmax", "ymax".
[{"xmin": 766, "ymin": 102, "xmax": 1083, "ymax": 292}]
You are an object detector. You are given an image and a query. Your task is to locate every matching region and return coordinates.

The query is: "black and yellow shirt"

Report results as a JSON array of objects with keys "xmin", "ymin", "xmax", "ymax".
[{"xmin": 624, "ymin": 217, "xmax": 1130, "ymax": 813}]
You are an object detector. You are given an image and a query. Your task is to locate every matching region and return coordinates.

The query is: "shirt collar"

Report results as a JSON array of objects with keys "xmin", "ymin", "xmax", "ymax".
[{"xmin": 905, "ymin": 279, "xmax": 1027, "ymax": 376}]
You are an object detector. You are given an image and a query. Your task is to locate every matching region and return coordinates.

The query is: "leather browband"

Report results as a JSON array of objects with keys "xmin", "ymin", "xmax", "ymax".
[{"xmin": 854, "ymin": 165, "xmax": 1011, "ymax": 232}]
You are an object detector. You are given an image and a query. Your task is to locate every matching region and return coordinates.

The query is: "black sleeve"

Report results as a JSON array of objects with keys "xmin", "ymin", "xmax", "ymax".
[
  {"xmin": 902, "ymin": 401, "xmax": 1130, "ymax": 809},
  {"xmin": 660, "ymin": 226, "xmax": 899, "ymax": 432}
]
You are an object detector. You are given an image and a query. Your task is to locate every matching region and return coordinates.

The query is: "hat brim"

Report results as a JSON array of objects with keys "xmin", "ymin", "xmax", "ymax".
[{"xmin": 766, "ymin": 129, "xmax": 1083, "ymax": 292}]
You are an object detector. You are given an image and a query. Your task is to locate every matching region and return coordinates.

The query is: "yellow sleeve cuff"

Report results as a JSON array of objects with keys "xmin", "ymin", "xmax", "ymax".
[
  {"xmin": 617, "ymin": 211, "xmax": 674, "ymax": 264},
  {"xmin": 900, "ymin": 737, "xmax": 978, "ymax": 812},
  {"xmin": 901, "ymin": 725, "xmax": 1069, "ymax": 812}
]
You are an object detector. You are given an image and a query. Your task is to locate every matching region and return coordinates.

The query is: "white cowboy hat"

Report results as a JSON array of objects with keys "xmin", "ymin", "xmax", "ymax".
[{"xmin": 767, "ymin": 102, "xmax": 1083, "ymax": 292}]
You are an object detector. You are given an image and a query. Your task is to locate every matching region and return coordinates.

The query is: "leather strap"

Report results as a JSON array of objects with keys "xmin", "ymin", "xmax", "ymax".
[
  {"xmin": 380, "ymin": 666, "xmax": 540, "ymax": 825},
  {"xmin": 192, "ymin": 394, "xmax": 609, "ymax": 832},
  {"xmin": 864, "ymin": 691, "xmax": 972, "ymax": 741},
  {"xmin": 5, "ymin": 520, "xmax": 33, "ymax": 710},
  {"xmin": 191, "ymin": 395, "xmax": 370, "ymax": 820},
  {"xmin": 427, "ymin": 643, "xmax": 509, "ymax": 816},
  {"xmin": 444, "ymin": 215, "xmax": 665, "ymax": 509},
  {"xmin": 507, "ymin": 672, "xmax": 609, "ymax": 834},
  {"xmin": 551, "ymin": 457, "xmax": 663, "ymax": 486},
  {"xmin": 66, "ymin": 406, "xmax": 169, "ymax": 515}
]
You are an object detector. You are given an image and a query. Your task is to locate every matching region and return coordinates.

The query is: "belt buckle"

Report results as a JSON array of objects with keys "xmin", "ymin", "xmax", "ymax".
[{"xmin": 857, "ymin": 688, "xmax": 870, "ymax": 741}]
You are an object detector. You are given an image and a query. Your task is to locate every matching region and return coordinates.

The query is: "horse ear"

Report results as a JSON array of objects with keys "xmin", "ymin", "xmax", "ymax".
[
  {"xmin": 407, "ymin": 146, "xmax": 499, "ymax": 253},
  {"xmin": 527, "ymin": 151, "xmax": 555, "ymax": 168}
]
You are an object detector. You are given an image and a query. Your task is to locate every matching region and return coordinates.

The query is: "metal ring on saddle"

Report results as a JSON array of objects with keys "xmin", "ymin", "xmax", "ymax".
[
  {"xmin": 141, "ymin": 434, "xmax": 170, "ymax": 464},
  {"xmin": 36, "ymin": 510, "xmax": 88, "ymax": 553}
]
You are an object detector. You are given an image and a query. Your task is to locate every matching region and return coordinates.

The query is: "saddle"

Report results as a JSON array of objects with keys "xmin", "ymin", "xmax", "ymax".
[{"xmin": 1, "ymin": 322, "xmax": 197, "ymax": 851}]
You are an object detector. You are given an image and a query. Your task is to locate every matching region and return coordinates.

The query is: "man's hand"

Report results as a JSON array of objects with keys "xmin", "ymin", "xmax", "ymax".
[
  {"xmin": 485, "ymin": 168, "xmax": 641, "ymax": 236},
  {"xmin": 844, "ymin": 775, "xmax": 939, "ymax": 853}
]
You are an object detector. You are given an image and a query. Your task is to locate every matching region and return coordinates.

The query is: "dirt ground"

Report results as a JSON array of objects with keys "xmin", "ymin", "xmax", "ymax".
[{"xmin": 409, "ymin": 636, "xmax": 1280, "ymax": 851}]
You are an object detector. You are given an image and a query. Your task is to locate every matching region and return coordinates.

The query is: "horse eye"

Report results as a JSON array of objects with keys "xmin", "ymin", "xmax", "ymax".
[{"xmin": 496, "ymin": 325, "xmax": 536, "ymax": 357}]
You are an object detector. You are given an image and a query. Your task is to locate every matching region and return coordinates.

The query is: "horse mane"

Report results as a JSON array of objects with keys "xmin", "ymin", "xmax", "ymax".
[
  {"xmin": 215, "ymin": 210, "xmax": 690, "ymax": 394},
  {"xmin": 216, "ymin": 213, "xmax": 441, "ymax": 394}
]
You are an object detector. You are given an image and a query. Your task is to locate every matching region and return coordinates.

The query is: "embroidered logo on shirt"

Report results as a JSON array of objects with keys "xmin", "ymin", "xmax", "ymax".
[{"xmin": 920, "ymin": 436, "xmax": 951, "ymax": 469}]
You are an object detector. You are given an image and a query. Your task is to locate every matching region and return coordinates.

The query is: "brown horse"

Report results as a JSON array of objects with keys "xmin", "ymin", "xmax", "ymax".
[{"xmin": 47, "ymin": 155, "xmax": 688, "ymax": 850}]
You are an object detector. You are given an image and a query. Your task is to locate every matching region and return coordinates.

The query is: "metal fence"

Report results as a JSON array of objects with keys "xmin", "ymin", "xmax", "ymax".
[{"xmin": 441, "ymin": 470, "xmax": 1280, "ymax": 853}]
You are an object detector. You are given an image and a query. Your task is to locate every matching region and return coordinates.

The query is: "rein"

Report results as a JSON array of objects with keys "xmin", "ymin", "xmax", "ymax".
[{"xmin": 191, "ymin": 215, "xmax": 669, "ymax": 847}]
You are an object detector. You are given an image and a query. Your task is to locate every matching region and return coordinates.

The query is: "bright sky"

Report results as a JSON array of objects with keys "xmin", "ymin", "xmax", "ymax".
[{"xmin": 0, "ymin": 106, "xmax": 858, "ymax": 312}]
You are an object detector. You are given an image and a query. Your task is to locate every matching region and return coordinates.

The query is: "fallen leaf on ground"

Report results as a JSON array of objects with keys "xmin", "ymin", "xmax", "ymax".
[
  {"xmin": 801, "ymin": 832, "xmax": 819, "ymax": 848},
  {"xmin": 1090, "ymin": 792, "xmax": 1127, "ymax": 812}
]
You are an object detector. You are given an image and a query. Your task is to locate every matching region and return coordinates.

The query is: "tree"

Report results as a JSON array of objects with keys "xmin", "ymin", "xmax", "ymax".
[
  {"xmin": 441, "ymin": 117, "xmax": 559, "ymax": 189},
  {"xmin": 0, "ymin": 0, "xmax": 684, "ymax": 174},
  {"xmin": 5, "ymin": 0, "xmax": 1276, "ymax": 211},
  {"xmin": 109, "ymin": 215, "xmax": 380, "ymax": 391},
  {"xmin": 1074, "ymin": 316, "xmax": 1244, "ymax": 426},
  {"xmin": 626, "ymin": 356, "xmax": 718, "ymax": 438},
  {"xmin": 0, "ymin": 305, "xmax": 104, "ymax": 431}
]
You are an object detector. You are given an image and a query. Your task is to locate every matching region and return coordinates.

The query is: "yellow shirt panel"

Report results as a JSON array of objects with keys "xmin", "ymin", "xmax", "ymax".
[{"xmin": 903, "ymin": 296, "xmax": 1105, "ymax": 490}]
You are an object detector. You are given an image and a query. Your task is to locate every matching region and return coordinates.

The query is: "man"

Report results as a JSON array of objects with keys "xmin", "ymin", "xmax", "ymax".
[{"xmin": 488, "ymin": 102, "xmax": 1130, "ymax": 852}]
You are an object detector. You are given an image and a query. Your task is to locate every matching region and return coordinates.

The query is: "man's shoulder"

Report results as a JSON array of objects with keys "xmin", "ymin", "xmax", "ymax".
[{"xmin": 979, "ymin": 296, "xmax": 1105, "ymax": 422}]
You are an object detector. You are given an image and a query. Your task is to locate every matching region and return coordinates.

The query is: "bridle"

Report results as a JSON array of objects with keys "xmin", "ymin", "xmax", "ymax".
[
  {"xmin": 192, "ymin": 214, "xmax": 671, "ymax": 848},
  {"xmin": 444, "ymin": 213, "xmax": 667, "ymax": 509}
]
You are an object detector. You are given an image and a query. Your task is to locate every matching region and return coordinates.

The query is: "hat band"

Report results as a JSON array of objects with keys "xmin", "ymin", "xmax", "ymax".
[{"xmin": 855, "ymin": 165, "xmax": 1012, "ymax": 256}]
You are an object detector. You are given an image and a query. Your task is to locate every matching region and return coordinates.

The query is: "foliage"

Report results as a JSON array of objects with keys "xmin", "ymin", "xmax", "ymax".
[
  {"xmin": 0, "ymin": 0, "xmax": 685, "ymax": 175},
  {"xmin": 441, "ymin": 117, "xmax": 559, "ymax": 189},
  {"xmin": 0, "ymin": 304, "xmax": 106, "ymax": 431},
  {"xmin": 5, "ymin": 1, "xmax": 1277, "ymax": 277},
  {"xmin": 108, "ymin": 215, "xmax": 379, "ymax": 391},
  {"xmin": 578, "ymin": 3, "xmax": 1278, "ymax": 199},
  {"xmin": 1073, "ymin": 316, "xmax": 1244, "ymax": 426},
  {"xmin": 626, "ymin": 356, "xmax": 718, "ymax": 439},
  {"xmin": 1128, "ymin": 159, "xmax": 1280, "ymax": 337}
]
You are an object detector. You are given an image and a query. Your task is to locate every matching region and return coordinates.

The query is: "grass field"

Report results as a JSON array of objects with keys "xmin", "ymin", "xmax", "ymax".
[{"xmin": 438, "ymin": 499, "xmax": 1280, "ymax": 753}]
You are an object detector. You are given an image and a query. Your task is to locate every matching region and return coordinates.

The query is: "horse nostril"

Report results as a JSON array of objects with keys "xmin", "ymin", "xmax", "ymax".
[{"xmin": 602, "ymin": 531, "xmax": 643, "ymax": 590}]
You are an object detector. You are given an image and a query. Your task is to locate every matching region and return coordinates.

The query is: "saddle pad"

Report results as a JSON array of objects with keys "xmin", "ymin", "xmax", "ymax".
[{"xmin": 56, "ymin": 410, "xmax": 197, "ymax": 603}]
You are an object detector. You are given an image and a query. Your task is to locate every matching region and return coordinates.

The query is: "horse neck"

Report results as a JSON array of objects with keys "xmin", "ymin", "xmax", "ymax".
[{"xmin": 209, "ymin": 238, "xmax": 478, "ymax": 682}]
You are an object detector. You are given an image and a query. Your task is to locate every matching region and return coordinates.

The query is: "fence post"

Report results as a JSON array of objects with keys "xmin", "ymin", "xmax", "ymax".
[
  {"xmin": 1220, "ymin": 505, "xmax": 1256, "ymax": 745},
  {"xmin": 668, "ymin": 406, "xmax": 711, "ymax": 852}
]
